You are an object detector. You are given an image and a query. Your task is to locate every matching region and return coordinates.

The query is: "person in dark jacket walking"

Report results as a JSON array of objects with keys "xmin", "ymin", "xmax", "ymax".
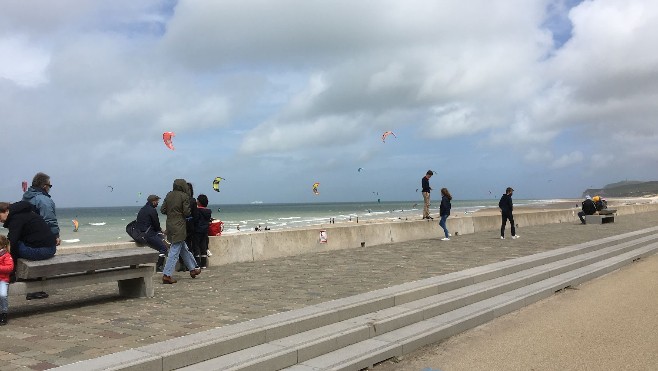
[
  {"xmin": 193, "ymin": 194, "xmax": 212, "ymax": 268},
  {"xmin": 438, "ymin": 188, "xmax": 452, "ymax": 241},
  {"xmin": 578, "ymin": 195, "xmax": 597, "ymax": 224},
  {"xmin": 136, "ymin": 195, "xmax": 168, "ymax": 272},
  {"xmin": 179, "ymin": 182, "xmax": 199, "ymax": 272},
  {"xmin": 160, "ymin": 179, "xmax": 201, "ymax": 284},
  {"xmin": 498, "ymin": 187, "xmax": 519, "ymax": 239}
]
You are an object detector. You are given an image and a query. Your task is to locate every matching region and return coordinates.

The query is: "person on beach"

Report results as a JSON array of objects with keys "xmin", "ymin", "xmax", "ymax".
[
  {"xmin": 499, "ymin": 187, "xmax": 519, "ymax": 239},
  {"xmin": 439, "ymin": 188, "xmax": 452, "ymax": 241},
  {"xmin": 160, "ymin": 179, "xmax": 201, "ymax": 284},
  {"xmin": 0, "ymin": 235, "xmax": 13, "ymax": 325},
  {"xmin": 421, "ymin": 170, "xmax": 434, "ymax": 219},
  {"xmin": 0, "ymin": 202, "xmax": 57, "ymax": 289},
  {"xmin": 136, "ymin": 195, "xmax": 168, "ymax": 272},
  {"xmin": 193, "ymin": 194, "xmax": 212, "ymax": 268},
  {"xmin": 578, "ymin": 195, "xmax": 597, "ymax": 224}
]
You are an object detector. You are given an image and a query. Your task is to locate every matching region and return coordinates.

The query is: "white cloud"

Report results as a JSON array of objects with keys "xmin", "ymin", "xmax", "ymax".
[
  {"xmin": 550, "ymin": 151, "xmax": 584, "ymax": 169},
  {"xmin": 0, "ymin": 36, "xmax": 49, "ymax": 87}
]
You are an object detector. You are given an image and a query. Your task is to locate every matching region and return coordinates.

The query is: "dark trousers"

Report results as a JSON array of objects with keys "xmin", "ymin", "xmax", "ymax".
[
  {"xmin": 578, "ymin": 211, "xmax": 587, "ymax": 224},
  {"xmin": 192, "ymin": 232, "xmax": 208, "ymax": 257},
  {"xmin": 501, "ymin": 212, "xmax": 516, "ymax": 237},
  {"xmin": 145, "ymin": 233, "xmax": 168, "ymax": 255}
]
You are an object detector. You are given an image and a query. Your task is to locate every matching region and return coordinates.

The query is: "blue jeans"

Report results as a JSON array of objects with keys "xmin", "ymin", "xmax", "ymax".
[
  {"xmin": 163, "ymin": 241, "xmax": 197, "ymax": 277},
  {"xmin": 439, "ymin": 215, "xmax": 449, "ymax": 238},
  {"xmin": 17, "ymin": 242, "xmax": 56, "ymax": 261},
  {"xmin": 0, "ymin": 281, "xmax": 7, "ymax": 313}
]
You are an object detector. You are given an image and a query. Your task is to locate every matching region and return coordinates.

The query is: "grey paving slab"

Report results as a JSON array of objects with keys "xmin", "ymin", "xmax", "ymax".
[{"xmin": 2, "ymin": 211, "xmax": 658, "ymax": 370}]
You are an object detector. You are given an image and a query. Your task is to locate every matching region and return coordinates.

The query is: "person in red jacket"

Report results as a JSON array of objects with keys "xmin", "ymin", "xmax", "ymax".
[{"xmin": 0, "ymin": 235, "xmax": 14, "ymax": 325}]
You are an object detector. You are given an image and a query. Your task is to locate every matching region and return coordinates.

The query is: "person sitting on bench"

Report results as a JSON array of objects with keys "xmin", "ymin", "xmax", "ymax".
[{"xmin": 578, "ymin": 195, "xmax": 597, "ymax": 224}]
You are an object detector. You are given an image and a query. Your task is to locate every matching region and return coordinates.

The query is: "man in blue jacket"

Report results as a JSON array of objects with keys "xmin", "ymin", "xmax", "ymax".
[
  {"xmin": 136, "ymin": 195, "xmax": 168, "ymax": 272},
  {"xmin": 21, "ymin": 172, "xmax": 59, "ymax": 299},
  {"xmin": 498, "ymin": 187, "xmax": 519, "ymax": 240},
  {"xmin": 22, "ymin": 172, "xmax": 60, "ymax": 247}
]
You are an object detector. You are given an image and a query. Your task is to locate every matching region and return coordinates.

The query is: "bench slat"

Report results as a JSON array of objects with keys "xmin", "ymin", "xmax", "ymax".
[{"xmin": 16, "ymin": 248, "xmax": 159, "ymax": 279}]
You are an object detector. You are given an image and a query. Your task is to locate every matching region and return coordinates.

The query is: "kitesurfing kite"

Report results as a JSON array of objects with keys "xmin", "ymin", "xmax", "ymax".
[
  {"xmin": 107, "ymin": 185, "xmax": 114, "ymax": 192},
  {"xmin": 212, "ymin": 177, "xmax": 225, "ymax": 192},
  {"xmin": 357, "ymin": 167, "xmax": 363, "ymax": 172},
  {"xmin": 312, "ymin": 182, "xmax": 320, "ymax": 195},
  {"xmin": 163, "ymin": 132, "xmax": 175, "ymax": 150},
  {"xmin": 382, "ymin": 131, "xmax": 397, "ymax": 143},
  {"xmin": 21, "ymin": 181, "xmax": 28, "ymax": 193}
]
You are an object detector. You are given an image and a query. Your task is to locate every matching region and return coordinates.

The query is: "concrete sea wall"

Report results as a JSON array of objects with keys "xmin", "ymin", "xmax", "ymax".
[{"xmin": 59, "ymin": 203, "xmax": 658, "ymax": 267}]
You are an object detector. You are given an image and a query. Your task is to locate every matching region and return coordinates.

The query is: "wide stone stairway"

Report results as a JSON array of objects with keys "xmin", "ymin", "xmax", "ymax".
[{"xmin": 54, "ymin": 226, "xmax": 658, "ymax": 371}]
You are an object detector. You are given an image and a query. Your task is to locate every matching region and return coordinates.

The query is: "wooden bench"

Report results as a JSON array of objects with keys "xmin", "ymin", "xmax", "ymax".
[
  {"xmin": 8, "ymin": 247, "xmax": 159, "ymax": 298},
  {"xmin": 585, "ymin": 209, "xmax": 616, "ymax": 225}
]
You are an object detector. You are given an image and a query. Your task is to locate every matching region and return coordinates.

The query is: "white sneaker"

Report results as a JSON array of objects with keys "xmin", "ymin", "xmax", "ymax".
[
  {"xmin": 441, "ymin": 237, "xmax": 450, "ymax": 241},
  {"xmin": 500, "ymin": 236, "xmax": 505, "ymax": 239},
  {"xmin": 512, "ymin": 235, "xmax": 520, "ymax": 239}
]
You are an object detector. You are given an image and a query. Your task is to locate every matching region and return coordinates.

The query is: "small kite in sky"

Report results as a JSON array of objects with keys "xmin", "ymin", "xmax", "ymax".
[
  {"xmin": 382, "ymin": 131, "xmax": 397, "ymax": 143},
  {"xmin": 107, "ymin": 185, "xmax": 114, "ymax": 192},
  {"xmin": 212, "ymin": 177, "xmax": 225, "ymax": 192},
  {"xmin": 357, "ymin": 167, "xmax": 363, "ymax": 172},
  {"xmin": 312, "ymin": 182, "xmax": 320, "ymax": 195},
  {"xmin": 22, "ymin": 181, "xmax": 28, "ymax": 192},
  {"xmin": 163, "ymin": 132, "xmax": 175, "ymax": 150}
]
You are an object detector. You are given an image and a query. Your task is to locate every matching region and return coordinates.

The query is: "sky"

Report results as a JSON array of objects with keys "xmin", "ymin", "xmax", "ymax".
[{"xmin": 2, "ymin": 0, "xmax": 658, "ymax": 207}]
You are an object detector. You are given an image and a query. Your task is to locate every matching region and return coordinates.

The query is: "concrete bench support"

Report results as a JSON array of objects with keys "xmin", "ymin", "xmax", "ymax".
[{"xmin": 585, "ymin": 214, "xmax": 615, "ymax": 224}]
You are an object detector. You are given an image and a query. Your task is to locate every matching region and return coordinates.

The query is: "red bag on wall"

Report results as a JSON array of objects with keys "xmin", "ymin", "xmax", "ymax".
[{"xmin": 208, "ymin": 220, "xmax": 224, "ymax": 236}]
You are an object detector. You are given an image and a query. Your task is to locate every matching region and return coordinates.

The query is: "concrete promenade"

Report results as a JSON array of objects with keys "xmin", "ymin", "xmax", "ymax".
[{"xmin": 2, "ymin": 211, "xmax": 658, "ymax": 370}]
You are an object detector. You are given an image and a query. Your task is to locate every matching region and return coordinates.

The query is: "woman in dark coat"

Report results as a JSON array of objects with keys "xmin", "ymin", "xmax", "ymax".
[
  {"xmin": 160, "ymin": 179, "xmax": 201, "ymax": 284},
  {"xmin": 438, "ymin": 188, "xmax": 452, "ymax": 241}
]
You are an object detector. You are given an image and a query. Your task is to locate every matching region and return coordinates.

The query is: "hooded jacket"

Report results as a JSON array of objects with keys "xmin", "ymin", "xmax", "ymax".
[
  {"xmin": 498, "ymin": 193, "xmax": 513, "ymax": 214},
  {"xmin": 160, "ymin": 179, "xmax": 191, "ymax": 243},
  {"xmin": 22, "ymin": 186, "xmax": 60, "ymax": 238},
  {"xmin": 3, "ymin": 201, "xmax": 57, "ymax": 250}
]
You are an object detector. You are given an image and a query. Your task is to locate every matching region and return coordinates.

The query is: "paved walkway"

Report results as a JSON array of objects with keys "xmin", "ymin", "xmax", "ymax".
[{"xmin": 2, "ymin": 211, "xmax": 658, "ymax": 370}]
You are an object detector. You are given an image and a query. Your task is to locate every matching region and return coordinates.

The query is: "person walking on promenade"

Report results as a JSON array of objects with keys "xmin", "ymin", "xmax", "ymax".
[
  {"xmin": 194, "ymin": 194, "xmax": 212, "ymax": 268},
  {"xmin": 160, "ymin": 179, "xmax": 201, "ymax": 284},
  {"xmin": 421, "ymin": 170, "xmax": 434, "ymax": 219},
  {"xmin": 499, "ymin": 187, "xmax": 519, "ymax": 239},
  {"xmin": 439, "ymin": 188, "xmax": 452, "ymax": 241},
  {"xmin": 578, "ymin": 195, "xmax": 597, "ymax": 224},
  {"xmin": 136, "ymin": 195, "xmax": 168, "ymax": 272},
  {"xmin": 179, "ymin": 182, "xmax": 199, "ymax": 272},
  {"xmin": 0, "ymin": 235, "xmax": 13, "ymax": 325}
]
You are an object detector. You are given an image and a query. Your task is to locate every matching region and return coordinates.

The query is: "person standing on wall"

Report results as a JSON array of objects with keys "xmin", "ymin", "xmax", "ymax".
[
  {"xmin": 160, "ymin": 179, "xmax": 201, "ymax": 284},
  {"xmin": 499, "ymin": 187, "xmax": 519, "ymax": 240},
  {"xmin": 421, "ymin": 170, "xmax": 433, "ymax": 219}
]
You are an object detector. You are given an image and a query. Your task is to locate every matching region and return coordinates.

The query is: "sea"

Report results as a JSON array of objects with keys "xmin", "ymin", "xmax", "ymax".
[{"xmin": 5, "ymin": 199, "xmax": 563, "ymax": 246}]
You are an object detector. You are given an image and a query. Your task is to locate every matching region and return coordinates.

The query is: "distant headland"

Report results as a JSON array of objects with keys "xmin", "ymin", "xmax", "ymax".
[{"xmin": 583, "ymin": 180, "xmax": 658, "ymax": 198}]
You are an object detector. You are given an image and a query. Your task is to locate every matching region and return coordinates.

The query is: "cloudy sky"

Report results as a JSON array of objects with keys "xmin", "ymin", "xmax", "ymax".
[{"xmin": 2, "ymin": 0, "xmax": 657, "ymax": 207}]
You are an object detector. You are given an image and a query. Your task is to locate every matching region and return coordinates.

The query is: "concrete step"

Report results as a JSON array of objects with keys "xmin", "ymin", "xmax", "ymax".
[
  {"xmin": 285, "ymin": 243, "xmax": 658, "ymax": 371},
  {"xmin": 180, "ymin": 237, "xmax": 658, "ymax": 370},
  {"xmin": 51, "ymin": 227, "xmax": 658, "ymax": 371}
]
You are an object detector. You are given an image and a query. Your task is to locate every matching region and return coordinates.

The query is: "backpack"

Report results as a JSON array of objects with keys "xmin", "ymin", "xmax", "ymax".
[{"xmin": 125, "ymin": 220, "xmax": 148, "ymax": 244}]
